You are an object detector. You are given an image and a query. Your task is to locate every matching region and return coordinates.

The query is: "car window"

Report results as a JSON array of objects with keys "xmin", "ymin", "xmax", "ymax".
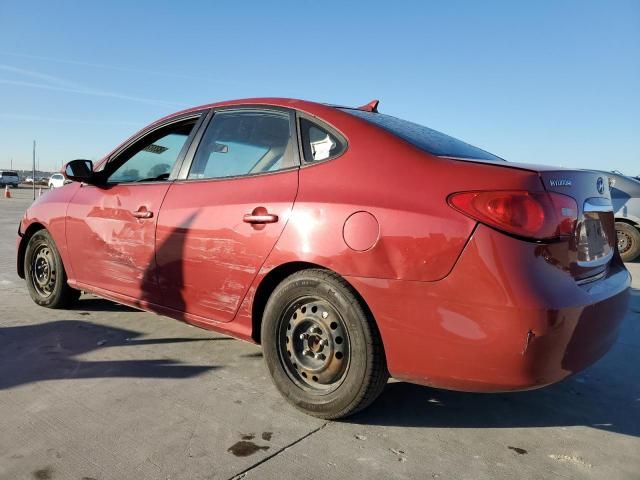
[
  {"xmin": 299, "ymin": 118, "xmax": 345, "ymax": 163},
  {"xmin": 188, "ymin": 110, "xmax": 294, "ymax": 179},
  {"xmin": 107, "ymin": 120, "xmax": 196, "ymax": 183}
]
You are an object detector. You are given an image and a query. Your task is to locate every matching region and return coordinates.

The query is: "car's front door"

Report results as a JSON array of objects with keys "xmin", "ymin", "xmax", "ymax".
[
  {"xmin": 66, "ymin": 113, "xmax": 204, "ymax": 302},
  {"xmin": 155, "ymin": 107, "xmax": 299, "ymax": 322}
]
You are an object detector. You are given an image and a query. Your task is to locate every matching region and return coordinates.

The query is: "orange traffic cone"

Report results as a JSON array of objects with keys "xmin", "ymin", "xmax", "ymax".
[{"xmin": 4, "ymin": 185, "xmax": 10, "ymax": 199}]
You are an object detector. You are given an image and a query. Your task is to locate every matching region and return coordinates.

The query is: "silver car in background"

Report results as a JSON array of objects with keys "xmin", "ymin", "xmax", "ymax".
[
  {"xmin": 0, "ymin": 170, "xmax": 20, "ymax": 188},
  {"xmin": 608, "ymin": 171, "xmax": 640, "ymax": 262}
]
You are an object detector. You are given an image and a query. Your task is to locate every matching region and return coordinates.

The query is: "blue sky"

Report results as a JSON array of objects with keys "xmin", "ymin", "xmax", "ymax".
[{"xmin": 0, "ymin": 0, "xmax": 638, "ymax": 173}]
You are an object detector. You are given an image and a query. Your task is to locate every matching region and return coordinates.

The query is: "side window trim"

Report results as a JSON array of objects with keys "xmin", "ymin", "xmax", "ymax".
[
  {"xmin": 296, "ymin": 112, "xmax": 348, "ymax": 165},
  {"xmin": 99, "ymin": 110, "xmax": 208, "ymax": 184},
  {"xmin": 175, "ymin": 105, "xmax": 301, "ymax": 181},
  {"xmin": 174, "ymin": 109, "xmax": 213, "ymax": 180}
]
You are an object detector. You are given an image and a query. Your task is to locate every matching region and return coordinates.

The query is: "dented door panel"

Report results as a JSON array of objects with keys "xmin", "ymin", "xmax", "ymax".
[
  {"xmin": 155, "ymin": 170, "xmax": 298, "ymax": 323},
  {"xmin": 66, "ymin": 183, "xmax": 171, "ymax": 301}
]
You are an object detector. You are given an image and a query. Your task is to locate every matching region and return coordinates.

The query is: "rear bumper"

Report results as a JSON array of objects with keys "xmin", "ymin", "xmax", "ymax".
[{"xmin": 348, "ymin": 224, "xmax": 631, "ymax": 392}]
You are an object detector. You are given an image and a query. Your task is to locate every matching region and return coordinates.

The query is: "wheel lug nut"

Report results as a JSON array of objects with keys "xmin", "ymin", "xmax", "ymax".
[
  {"xmin": 299, "ymin": 333, "xmax": 308, "ymax": 340},
  {"xmin": 322, "ymin": 311, "xmax": 328, "ymax": 319},
  {"xmin": 312, "ymin": 327, "xmax": 322, "ymax": 334},
  {"xmin": 321, "ymin": 339, "xmax": 329, "ymax": 346},
  {"xmin": 315, "ymin": 353, "xmax": 326, "ymax": 360},
  {"xmin": 303, "ymin": 349, "xmax": 314, "ymax": 357}
]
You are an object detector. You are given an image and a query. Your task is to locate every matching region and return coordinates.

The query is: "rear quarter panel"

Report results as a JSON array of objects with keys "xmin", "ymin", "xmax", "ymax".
[
  {"xmin": 262, "ymin": 108, "xmax": 546, "ymax": 281},
  {"xmin": 236, "ymin": 108, "xmax": 549, "ymax": 335}
]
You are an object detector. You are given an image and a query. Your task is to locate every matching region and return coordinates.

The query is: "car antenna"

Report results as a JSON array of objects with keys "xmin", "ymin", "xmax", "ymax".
[{"xmin": 358, "ymin": 99, "xmax": 380, "ymax": 113}]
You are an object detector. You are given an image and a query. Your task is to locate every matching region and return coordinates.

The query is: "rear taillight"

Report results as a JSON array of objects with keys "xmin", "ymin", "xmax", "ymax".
[{"xmin": 448, "ymin": 190, "xmax": 577, "ymax": 240}]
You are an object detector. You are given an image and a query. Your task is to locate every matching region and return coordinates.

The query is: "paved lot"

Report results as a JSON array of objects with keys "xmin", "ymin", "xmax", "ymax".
[{"xmin": 1, "ymin": 187, "xmax": 639, "ymax": 480}]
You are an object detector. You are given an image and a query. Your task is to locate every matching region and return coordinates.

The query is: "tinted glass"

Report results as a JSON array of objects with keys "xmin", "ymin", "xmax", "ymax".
[
  {"xmin": 108, "ymin": 122, "xmax": 195, "ymax": 183},
  {"xmin": 299, "ymin": 118, "xmax": 345, "ymax": 163},
  {"xmin": 189, "ymin": 110, "xmax": 293, "ymax": 179},
  {"xmin": 340, "ymin": 108, "xmax": 502, "ymax": 161}
]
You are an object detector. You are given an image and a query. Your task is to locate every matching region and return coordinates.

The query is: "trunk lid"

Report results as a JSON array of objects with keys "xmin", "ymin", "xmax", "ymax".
[{"xmin": 540, "ymin": 170, "xmax": 615, "ymax": 281}]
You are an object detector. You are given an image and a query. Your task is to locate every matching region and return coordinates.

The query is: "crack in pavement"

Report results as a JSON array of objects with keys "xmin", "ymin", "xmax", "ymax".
[{"xmin": 227, "ymin": 422, "xmax": 329, "ymax": 480}]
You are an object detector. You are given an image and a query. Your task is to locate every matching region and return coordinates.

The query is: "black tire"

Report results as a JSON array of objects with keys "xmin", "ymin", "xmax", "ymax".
[
  {"xmin": 616, "ymin": 222, "xmax": 640, "ymax": 262},
  {"xmin": 24, "ymin": 230, "xmax": 80, "ymax": 308},
  {"xmin": 261, "ymin": 269, "xmax": 388, "ymax": 419}
]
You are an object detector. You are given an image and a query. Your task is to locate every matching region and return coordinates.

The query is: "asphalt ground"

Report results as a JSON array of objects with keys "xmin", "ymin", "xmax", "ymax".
[{"xmin": 1, "ymin": 186, "xmax": 639, "ymax": 480}]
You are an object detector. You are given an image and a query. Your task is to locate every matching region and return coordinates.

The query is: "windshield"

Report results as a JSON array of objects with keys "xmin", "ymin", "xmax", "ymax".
[{"xmin": 340, "ymin": 108, "xmax": 503, "ymax": 161}]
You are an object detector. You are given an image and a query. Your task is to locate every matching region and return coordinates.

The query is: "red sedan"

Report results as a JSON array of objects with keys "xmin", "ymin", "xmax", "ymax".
[{"xmin": 17, "ymin": 98, "xmax": 630, "ymax": 418}]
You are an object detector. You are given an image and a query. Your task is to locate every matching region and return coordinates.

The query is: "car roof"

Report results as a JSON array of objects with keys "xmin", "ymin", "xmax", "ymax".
[
  {"xmin": 156, "ymin": 97, "xmax": 338, "ymax": 124},
  {"xmin": 98, "ymin": 98, "xmax": 352, "ymax": 165}
]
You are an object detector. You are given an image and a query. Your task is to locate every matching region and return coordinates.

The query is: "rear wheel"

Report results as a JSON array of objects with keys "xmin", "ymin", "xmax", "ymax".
[
  {"xmin": 616, "ymin": 222, "xmax": 640, "ymax": 262},
  {"xmin": 261, "ymin": 269, "xmax": 388, "ymax": 419},
  {"xmin": 24, "ymin": 230, "xmax": 80, "ymax": 308}
]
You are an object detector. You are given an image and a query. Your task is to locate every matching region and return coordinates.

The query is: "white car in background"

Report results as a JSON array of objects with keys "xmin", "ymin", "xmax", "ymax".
[{"xmin": 48, "ymin": 173, "xmax": 66, "ymax": 189}]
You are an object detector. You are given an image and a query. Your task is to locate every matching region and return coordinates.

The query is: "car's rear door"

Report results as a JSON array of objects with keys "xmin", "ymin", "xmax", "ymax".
[
  {"xmin": 65, "ymin": 112, "xmax": 206, "ymax": 302},
  {"xmin": 155, "ymin": 107, "xmax": 299, "ymax": 322}
]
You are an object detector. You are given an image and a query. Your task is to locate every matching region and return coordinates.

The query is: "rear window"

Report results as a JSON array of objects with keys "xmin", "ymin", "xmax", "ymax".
[
  {"xmin": 299, "ymin": 118, "xmax": 346, "ymax": 163},
  {"xmin": 0, "ymin": 171, "xmax": 18, "ymax": 176},
  {"xmin": 340, "ymin": 109, "xmax": 503, "ymax": 161}
]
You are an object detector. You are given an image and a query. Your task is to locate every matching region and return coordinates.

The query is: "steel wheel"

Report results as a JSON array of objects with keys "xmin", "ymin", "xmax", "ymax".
[
  {"xmin": 615, "ymin": 222, "xmax": 640, "ymax": 262},
  {"xmin": 617, "ymin": 229, "xmax": 631, "ymax": 255},
  {"xmin": 262, "ymin": 269, "xmax": 388, "ymax": 419},
  {"xmin": 278, "ymin": 297, "xmax": 350, "ymax": 394},
  {"xmin": 24, "ymin": 229, "xmax": 80, "ymax": 308},
  {"xmin": 30, "ymin": 244, "xmax": 57, "ymax": 298}
]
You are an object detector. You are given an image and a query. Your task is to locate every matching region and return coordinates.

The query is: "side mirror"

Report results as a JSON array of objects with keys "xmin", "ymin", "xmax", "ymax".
[{"xmin": 64, "ymin": 159, "xmax": 95, "ymax": 183}]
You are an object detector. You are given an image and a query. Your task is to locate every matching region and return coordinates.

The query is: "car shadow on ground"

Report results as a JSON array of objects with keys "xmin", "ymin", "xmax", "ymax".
[
  {"xmin": 350, "ymin": 286, "xmax": 640, "ymax": 438},
  {"xmin": 0, "ymin": 320, "xmax": 220, "ymax": 390},
  {"xmin": 350, "ymin": 377, "xmax": 639, "ymax": 438}
]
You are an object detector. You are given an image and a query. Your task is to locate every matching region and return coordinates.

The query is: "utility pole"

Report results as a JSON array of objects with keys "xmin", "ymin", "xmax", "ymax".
[
  {"xmin": 32, "ymin": 141, "xmax": 36, "ymax": 200},
  {"xmin": 10, "ymin": 157, "xmax": 12, "ymax": 170}
]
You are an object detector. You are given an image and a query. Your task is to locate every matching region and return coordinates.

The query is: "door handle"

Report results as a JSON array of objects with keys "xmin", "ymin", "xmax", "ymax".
[
  {"xmin": 243, "ymin": 207, "xmax": 278, "ymax": 224},
  {"xmin": 132, "ymin": 208, "xmax": 153, "ymax": 219},
  {"xmin": 243, "ymin": 213, "xmax": 278, "ymax": 224}
]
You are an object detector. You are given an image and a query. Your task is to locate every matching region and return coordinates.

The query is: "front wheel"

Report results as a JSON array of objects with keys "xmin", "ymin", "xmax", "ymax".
[
  {"xmin": 262, "ymin": 269, "xmax": 388, "ymax": 419},
  {"xmin": 616, "ymin": 222, "xmax": 640, "ymax": 262},
  {"xmin": 24, "ymin": 230, "xmax": 80, "ymax": 308}
]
